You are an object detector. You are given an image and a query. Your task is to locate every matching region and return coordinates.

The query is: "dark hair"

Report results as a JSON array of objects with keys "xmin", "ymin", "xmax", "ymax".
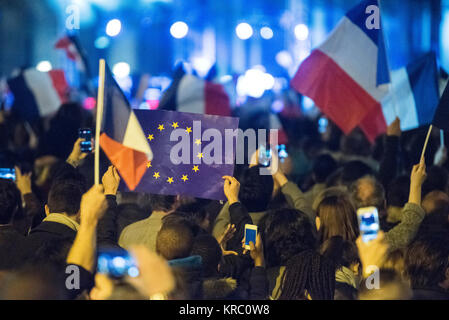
[
  {"xmin": 350, "ymin": 175, "xmax": 385, "ymax": 210},
  {"xmin": 149, "ymin": 194, "xmax": 176, "ymax": 212},
  {"xmin": 261, "ymin": 208, "xmax": 317, "ymax": 268},
  {"xmin": 320, "ymin": 236, "xmax": 361, "ymax": 271},
  {"xmin": 0, "ymin": 178, "xmax": 22, "ymax": 224},
  {"xmin": 325, "ymin": 161, "xmax": 374, "ymax": 188},
  {"xmin": 156, "ymin": 223, "xmax": 194, "ymax": 260},
  {"xmin": 313, "ymin": 154, "xmax": 337, "ymax": 183},
  {"xmin": 162, "ymin": 211, "xmax": 204, "ymax": 237},
  {"xmin": 238, "ymin": 165, "xmax": 274, "ymax": 212},
  {"xmin": 387, "ymin": 175, "xmax": 410, "ymax": 207},
  {"xmin": 405, "ymin": 233, "xmax": 449, "ymax": 289},
  {"xmin": 191, "ymin": 234, "xmax": 222, "ymax": 278},
  {"xmin": 278, "ymin": 250, "xmax": 335, "ymax": 300},
  {"xmin": 422, "ymin": 165, "xmax": 449, "ymax": 197},
  {"xmin": 421, "ymin": 191, "xmax": 449, "ymax": 215},
  {"xmin": 47, "ymin": 179, "xmax": 84, "ymax": 216},
  {"xmin": 316, "ymin": 193, "xmax": 359, "ymax": 243}
]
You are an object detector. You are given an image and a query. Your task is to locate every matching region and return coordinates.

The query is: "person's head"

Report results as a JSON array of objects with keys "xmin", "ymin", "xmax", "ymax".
[
  {"xmin": 340, "ymin": 129, "xmax": 372, "ymax": 157},
  {"xmin": 421, "ymin": 190, "xmax": 449, "ymax": 215},
  {"xmin": 161, "ymin": 211, "xmax": 204, "ymax": 237},
  {"xmin": 325, "ymin": 161, "xmax": 373, "ymax": 188},
  {"xmin": 238, "ymin": 165, "xmax": 274, "ymax": 212},
  {"xmin": 156, "ymin": 223, "xmax": 194, "ymax": 260},
  {"xmin": 315, "ymin": 189, "xmax": 359, "ymax": 243},
  {"xmin": 350, "ymin": 175, "xmax": 386, "ymax": 211},
  {"xmin": 320, "ymin": 236, "xmax": 361, "ymax": 275},
  {"xmin": 386, "ymin": 175, "xmax": 410, "ymax": 207},
  {"xmin": 0, "ymin": 178, "xmax": 22, "ymax": 224},
  {"xmin": 358, "ymin": 268, "xmax": 412, "ymax": 300},
  {"xmin": 422, "ymin": 165, "xmax": 449, "ymax": 197},
  {"xmin": 312, "ymin": 154, "xmax": 338, "ymax": 184},
  {"xmin": 191, "ymin": 234, "xmax": 222, "ymax": 278},
  {"xmin": 405, "ymin": 233, "xmax": 449, "ymax": 290},
  {"xmin": 46, "ymin": 179, "xmax": 84, "ymax": 217},
  {"xmin": 278, "ymin": 250, "xmax": 336, "ymax": 300},
  {"xmin": 176, "ymin": 199, "xmax": 211, "ymax": 231},
  {"xmin": 381, "ymin": 249, "xmax": 405, "ymax": 279},
  {"xmin": 149, "ymin": 194, "xmax": 176, "ymax": 213},
  {"xmin": 261, "ymin": 208, "xmax": 317, "ymax": 268}
]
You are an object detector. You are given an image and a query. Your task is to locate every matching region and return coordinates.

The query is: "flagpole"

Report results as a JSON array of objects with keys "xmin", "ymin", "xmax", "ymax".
[
  {"xmin": 95, "ymin": 59, "xmax": 106, "ymax": 186},
  {"xmin": 420, "ymin": 125, "xmax": 433, "ymax": 162}
]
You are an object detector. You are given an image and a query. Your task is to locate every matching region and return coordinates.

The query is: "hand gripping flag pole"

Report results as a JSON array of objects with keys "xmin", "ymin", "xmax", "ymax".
[{"xmin": 95, "ymin": 59, "xmax": 106, "ymax": 185}]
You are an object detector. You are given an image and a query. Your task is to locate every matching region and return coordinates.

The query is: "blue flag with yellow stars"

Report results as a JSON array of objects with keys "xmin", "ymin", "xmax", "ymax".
[{"xmin": 119, "ymin": 109, "xmax": 239, "ymax": 200}]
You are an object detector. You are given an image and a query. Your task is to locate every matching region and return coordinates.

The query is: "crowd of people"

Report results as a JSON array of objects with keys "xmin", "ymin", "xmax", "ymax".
[{"xmin": 1, "ymin": 100, "xmax": 449, "ymax": 300}]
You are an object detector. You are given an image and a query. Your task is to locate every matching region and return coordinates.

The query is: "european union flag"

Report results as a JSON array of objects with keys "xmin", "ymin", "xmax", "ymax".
[{"xmin": 119, "ymin": 109, "xmax": 239, "ymax": 200}]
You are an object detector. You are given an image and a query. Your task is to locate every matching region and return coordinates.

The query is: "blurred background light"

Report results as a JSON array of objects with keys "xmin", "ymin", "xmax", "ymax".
[
  {"xmin": 94, "ymin": 36, "xmax": 110, "ymax": 49},
  {"xmin": 112, "ymin": 62, "xmax": 130, "ymax": 78},
  {"xmin": 191, "ymin": 56, "xmax": 213, "ymax": 77},
  {"xmin": 260, "ymin": 26, "xmax": 273, "ymax": 39},
  {"xmin": 36, "ymin": 60, "xmax": 52, "ymax": 72},
  {"xmin": 170, "ymin": 21, "xmax": 189, "ymax": 39},
  {"xmin": 106, "ymin": 19, "xmax": 122, "ymax": 37},
  {"xmin": 235, "ymin": 22, "xmax": 253, "ymax": 40},
  {"xmin": 294, "ymin": 23, "xmax": 309, "ymax": 41},
  {"xmin": 275, "ymin": 50, "xmax": 293, "ymax": 68},
  {"xmin": 236, "ymin": 67, "xmax": 275, "ymax": 98}
]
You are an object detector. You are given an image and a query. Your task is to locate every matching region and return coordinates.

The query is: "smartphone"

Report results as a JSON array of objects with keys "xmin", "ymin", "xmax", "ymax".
[
  {"xmin": 277, "ymin": 144, "xmax": 288, "ymax": 163},
  {"xmin": 244, "ymin": 224, "xmax": 258, "ymax": 250},
  {"xmin": 97, "ymin": 248, "xmax": 139, "ymax": 279},
  {"xmin": 78, "ymin": 128, "xmax": 92, "ymax": 153},
  {"xmin": 0, "ymin": 168, "xmax": 15, "ymax": 181},
  {"xmin": 357, "ymin": 206, "xmax": 380, "ymax": 243},
  {"xmin": 258, "ymin": 145, "xmax": 272, "ymax": 167}
]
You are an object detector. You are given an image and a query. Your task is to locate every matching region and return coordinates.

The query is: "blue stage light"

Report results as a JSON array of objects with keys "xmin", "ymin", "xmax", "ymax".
[
  {"xmin": 260, "ymin": 26, "xmax": 273, "ymax": 39},
  {"xmin": 94, "ymin": 36, "xmax": 110, "ymax": 49},
  {"xmin": 236, "ymin": 23, "xmax": 253, "ymax": 40},
  {"xmin": 294, "ymin": 24, "xmax": 309, "ymax": 40},
  {"xmin": 170, "ymin": 21, "xmax": 189, "ymax": 39},
  {"xmin": 106, "ymin": 19, "xmax": 121, "ymax": 37}
]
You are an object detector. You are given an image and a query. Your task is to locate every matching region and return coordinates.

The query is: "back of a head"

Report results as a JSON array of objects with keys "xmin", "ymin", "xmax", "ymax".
[
  {"xmin": 387, "ymin": 175, "xmax": 410, "ymax": 207},
  {"xmin": 47, "ymin": 179, "xmax": 84, "ymax": 216},
  {"xmin": 262, "ymin": 208, "xmax": 317, "ymax": 268},
  {"xmin": 191, "ymin": 234, "xmax": 222, "ymax": 278},
  {"xmin": 421, "ymin": 190, "xmax": 449, "ymax": 215},
  {"xmin": 340, "ymin": 129, "xmax": 371, "ymax": 157},
  {"xmin": 422, "ymin": 165, "xmax": 449, "ymax": 197},
  {"xmin": 320, "ymin": 236, "xmax": 360, "ymax": 270},
  {"xmin": 156, "ymin": 223, "xmax": 194, "ymax": 260},
  {"xmin": 238, "ymin": 165, "xmax": 274, "ymax": 212},
  {"xmin": 316, "ymin": 192, "xmax": 359, "ymax": 243},
  {"xmin": 0, "ymin": 178, "xmax": 22, "ymax": 224},
  {"xmin": 350, "ymin": 175, "xmax": 385, "ymax": 210},
  {"xmin": 405, "ymin": 232, "xmax": 449, "ymax": 290},
  {"xmin": 150, "ymin": 194, "xmax": 176, "ymax": 212},
  {"xmin": 313, "ymin": 154, "xmax": 338, "ymax": 184},
  {"xmin": 341, "ymin": 162, "xmax": 374, "ymax": 188},
  {"xmin": 279, "ymin": 250, "xmax": 335, "ymax": 300},
  {"xmin": 358, "ymin": 268, "xmax": 411, "ymax": 300}
]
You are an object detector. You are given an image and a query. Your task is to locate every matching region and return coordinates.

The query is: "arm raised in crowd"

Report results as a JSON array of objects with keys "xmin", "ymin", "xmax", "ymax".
[
  {"xmin": 384, "ymin": 160, "xmax": 426, "ymax": 251},
  {"xmin": 378, "ymin": 117, "xmax": 401, "ymax": 188},
  {"xmin": 66, "ymin": 138, "xmax": 89, "ymax": 168}
]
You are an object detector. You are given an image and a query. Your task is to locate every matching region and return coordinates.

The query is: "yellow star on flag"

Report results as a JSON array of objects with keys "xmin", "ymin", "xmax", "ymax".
[
  {"xmin": 146, "ymin": 161, "xmax": 152, "ymax": 168},
  {"xmin": 167, "ymin": 177, "xmax": 174, "ymax": 184},
  {"xmin": 192, "ymin": 165, "xmax": 199, "ymax": 172},
  {"xmin": 181, "ymin": 175, "xmax": 188, "ymax": 182},
  {"xmin": 186, "ymin": 127, "xmax": 192, "ymax": 133},
  {"xmin": 171, "ymin": 122, "xmax": 179, "ymax": 129},
  {"xmin": 147, "ymin": 134, "xmax": 154, "ymax": 141},
  {"xmin": 153, "ymin": 172, "xmax": 160, "ymax": 179},
  {"xmin": 195, "ymin": 139, "xmax": 201, "ymax": 145},
  {"xmin": 197, "ymin": 152, "xmax": 203, "ymax": 159},
  {"xmin": 157, "ymin": 124, "xmax": 165, "ymax": 131}
]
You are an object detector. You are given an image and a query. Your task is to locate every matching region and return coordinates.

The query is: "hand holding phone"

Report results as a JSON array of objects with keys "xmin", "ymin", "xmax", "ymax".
[
  {"xmin": 78, "ymin": 128, "xmax": 93, "ymax": 153},
  {"xmin": 357, "ymin": 206, "xmax": 380, "ymax": 243},
  {"xmin": 97, "ymin": 248, "xmax": 139, "ymax": 279},
  {"xmin": 244, "ymin": 224, "xmax": 258, "ymax": 250}
]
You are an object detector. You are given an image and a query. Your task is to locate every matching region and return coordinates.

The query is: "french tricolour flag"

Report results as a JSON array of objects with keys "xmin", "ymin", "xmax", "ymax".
[
  {"xmin": 99, "ymin": 63, "xmax": 153, "ymax": 191},
  {"xmin": 382, "ymin": 52, "xmax": 439, "ymax": 132},
  {"xmin": 159, "ymin": 66, "xmax": 231, "ymax": 116},
  {"xmin": 291, "ymin": 0, "xmax": 390, "ymax": 143},
  {"xmin": 55, "ymin": 35, "xmax": 89, "ymax": 75},
  {"xmin": 7, "ymin": 69, "xmax": 68, "ymax": 121}
]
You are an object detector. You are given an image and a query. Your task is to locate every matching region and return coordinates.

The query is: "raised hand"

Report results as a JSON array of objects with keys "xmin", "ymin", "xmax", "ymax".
[
  {"xmin": 102, "ymin": 165, "xmax": 120, "ymax": 196},
  {"xmin": 222, "ymin": 175, "xmax": 240, "ymax": 205}
]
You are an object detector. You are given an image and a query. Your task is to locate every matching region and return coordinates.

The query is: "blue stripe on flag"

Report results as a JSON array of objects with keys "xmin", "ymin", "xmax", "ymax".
[{"xmin": 7, "ymin": 73, "xmax": 41, "ymax": 121}]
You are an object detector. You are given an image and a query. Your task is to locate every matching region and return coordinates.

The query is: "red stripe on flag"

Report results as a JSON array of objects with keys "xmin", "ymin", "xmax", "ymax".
[
  {"xmin": 55, "ymin": 36, "xmax": 77, "ymax": 61},
  {"xmin": 204, "ymin": 82, "xmax": 231, "ymax": 116},
  {"xmin": 100, "ymin": 133, "xmax": 148, "ymax": 191},
  {"xmin": 358, "ymin": 103, "xmax": 387, "ymax": 143},
  {"xmin": 290, "ymin": 50, "xmax": 379, "ymax": 134},
  {"xmin": 48, "ymin": 70, "xmax": 69, "ymax": 103}
]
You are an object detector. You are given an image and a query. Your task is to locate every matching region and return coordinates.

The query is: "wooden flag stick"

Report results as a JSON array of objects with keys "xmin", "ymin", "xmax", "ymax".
[
  {"xmin": 420, "ymin": 124, "xmax": 433, "ymax": 163},
  {"xmin": 94, "ymin": 59, "xmax": 106, "ymax": 186}
]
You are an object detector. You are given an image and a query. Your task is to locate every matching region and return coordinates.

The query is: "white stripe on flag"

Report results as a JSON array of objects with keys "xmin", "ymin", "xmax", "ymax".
[
  {"xmin": 23, "ymin": 69, "xmax": 61, "ymax": 117},
  {"xmin": 381, "ymin": 68, "xmax": 419, "ymax": 131},
  {"xmin": 177, "ymin": 74, "xmax": 205, "ymax": 114},
  {"xmin": 318, "ymin": 17, "xmax": 387, "ymax": 102},
  {"xmin": 122, "ymin": 110, "xmax": 153, "ymax": 159}
]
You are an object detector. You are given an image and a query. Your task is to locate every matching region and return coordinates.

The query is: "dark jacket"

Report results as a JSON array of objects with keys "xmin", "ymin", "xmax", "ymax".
[
  {"xmin": 0, "ymin": 225, "xmax": 28, "ymax": 270},
  {"xmin": 169, "ymin": 255, "xmax": 204, "ymax": 299},
  {"xmin": 412, "ymin": 288, "xmax": 449, "ymax": 300}
]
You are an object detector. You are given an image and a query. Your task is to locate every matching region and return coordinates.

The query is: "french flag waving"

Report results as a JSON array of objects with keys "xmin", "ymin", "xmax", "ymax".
[{"xmin": 291, "ymin": 0, "xmax": 390, "ymax": 142}]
